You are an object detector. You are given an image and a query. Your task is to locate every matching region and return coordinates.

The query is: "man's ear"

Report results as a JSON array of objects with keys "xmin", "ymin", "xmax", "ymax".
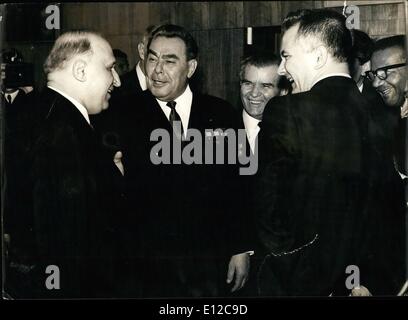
[
  {"xmin": 72, "ymin": 59, "xmax": 87, "ymax": 82},
  {"xmin": 314, "ymin": 45, "xmax": 328, "ymax": 70},
  {"xmin": 137, "ymin": 42, "xmax": 145, "ymax": 61},
  {"xmin": 187, "ymin": 59, "xmax": 198, "ymax": 78}
]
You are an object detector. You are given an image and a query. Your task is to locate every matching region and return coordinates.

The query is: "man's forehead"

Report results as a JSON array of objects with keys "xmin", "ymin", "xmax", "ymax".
[
  {"xmin": 90, "ymin": 36, "xmax": 114, "ymax": 61},
  {"xmin": 372, "ymin": 47, "xmax": 406, "ymax": 68},
  {"xmin": 282, "ymin": 24, "xmax": 300, "ymax": 46},
  {"xmin": 150, "ymin": 36, "xmax": 187, "ymax": 58},
  {"xmin": 245, "ymin": 64, "xmax": 279, "ymax": 81}
]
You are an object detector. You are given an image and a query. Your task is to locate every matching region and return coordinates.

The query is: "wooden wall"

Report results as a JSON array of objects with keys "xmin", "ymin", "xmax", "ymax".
[
  {"xmin": 5, "ymin": 1, "xmax": 405, "ymax": 106},
  {"xmin": 60, "ymin": 1, "xmax": 330, "ymax": 106}
]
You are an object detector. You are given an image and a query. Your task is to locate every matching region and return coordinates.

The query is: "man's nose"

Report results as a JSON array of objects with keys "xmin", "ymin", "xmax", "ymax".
[
  {"xmin": 278, "ymin": 61, "xmax": 286, "ymax": 76},
  {"xmin": 112, "ymin": 68, "xmax": 121, "ymax": 87},
  {"xmin": 154, "ymin": 61, "xmax": 164, "ymax": 74},
  {"xmin": 372, "ymin": 75, "xmax": 384, "ymax": 88},
  {"xmin": 250, "ymin": 84, "xmax": 261, "ymax": 97}
]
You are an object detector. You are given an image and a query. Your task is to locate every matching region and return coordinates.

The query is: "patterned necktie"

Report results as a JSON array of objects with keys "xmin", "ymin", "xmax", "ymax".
[{"xmin": 166, "ymin": 101, "xmax": 184, "ymax": 139}]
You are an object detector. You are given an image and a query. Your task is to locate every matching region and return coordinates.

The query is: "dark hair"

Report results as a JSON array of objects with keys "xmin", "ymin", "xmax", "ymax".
[
  {"xmin": 113, "ymin": 49, "xmax": 128, "ymax": 60},
  {"xmin": 44, "ymin": 30, "xmax": 102, "ymax": 75},
  {"xmin": 350, "ymin": 29, "xmax": 374, "ymax": 64},
  {"xmin": 145, "ymin": 24, "xmax": 160, "ymax": 37},
  {"xmin": 373, "ymin": 35, "xmax": 406, "ymax": 59},
  {"xmin": 239, "ymin": 53, "xmax": 281, "ymax": 80},
  {"xmin": 148, "ymin": 24, "xmax": 198, "ymax": 61},
  {"xmin": 282, "ymin": 9, "xmax": 352, "ymax": 63}
]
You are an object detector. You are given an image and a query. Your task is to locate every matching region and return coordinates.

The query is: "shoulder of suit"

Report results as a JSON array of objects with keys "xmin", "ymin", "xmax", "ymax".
[{"xmin": 195, "ymin": 93, "xmax": 236, "ymax": 112}]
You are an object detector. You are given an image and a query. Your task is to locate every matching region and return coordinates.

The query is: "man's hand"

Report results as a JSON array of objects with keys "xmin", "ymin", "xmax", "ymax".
[
  {"xmin": 226, "ymin": 252, "xmax": 250, "ymax": 292},
  {"xmin": 349, "ymin": 286, "xmax": 372, "ymax": 297}
]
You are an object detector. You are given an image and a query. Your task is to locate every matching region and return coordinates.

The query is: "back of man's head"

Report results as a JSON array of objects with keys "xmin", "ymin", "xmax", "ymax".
[
  {"xmin": 113, "ymin": 49, "xmax": 127, "ymax": 61},
  {"xmin": 282, "ymin": 8, "xmax": 352, "ymax": 63},
  {"xmin": 148, "ymin": 24, "xmax": 198, "ymax": 61},
  {"xmin": 350, "ymin": 29, "xmax": 374, "ymax": 65},
  {"xmin": 138, "ymin": 24, "xmax": 161, "ymax": 62}
]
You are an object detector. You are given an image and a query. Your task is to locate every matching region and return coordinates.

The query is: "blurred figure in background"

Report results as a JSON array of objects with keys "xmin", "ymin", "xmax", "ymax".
[{"xmin": 113, "ymin": 49, "xmax": 129, "ymax": 78}]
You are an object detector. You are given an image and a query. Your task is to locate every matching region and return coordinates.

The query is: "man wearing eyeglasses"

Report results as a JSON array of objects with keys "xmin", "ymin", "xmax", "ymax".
[
  {"xmin": 369, "ymin": 35, "xmax": 407, "ymax": 179},
  {"xmin": 368, "ymin": 35, "xmax": 407, "ymax": 116},
  {"xmin": 364, "ymin": 34, "xmax": 407, "ymax": 295}
]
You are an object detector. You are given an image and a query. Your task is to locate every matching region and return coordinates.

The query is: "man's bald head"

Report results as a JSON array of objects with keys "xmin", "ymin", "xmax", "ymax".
[
  {"xmin": 44, "ymin": 31, "xmax": 102, "ymax": 75},
  {"xmin": 44, "ymin": 30, "xmax": 121, "ymax": 114}
]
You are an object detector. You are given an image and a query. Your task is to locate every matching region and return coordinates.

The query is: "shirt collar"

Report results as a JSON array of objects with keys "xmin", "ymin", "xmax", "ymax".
[
  {"xmin": 136, "ymin": 62, "xmax": 147, "ymax": 91},
  {"xmin": 311, "ymin": 73, "xmax": 351, "ymax": 89},
  {"xmin": 242, "ymin": 109, "xmax": 261, "ymax": 131},
  {"xmin": 5, "ymin": 90, "xmax": 20, "ymax": 103},
  {"xmin": 156, "ymin": 85, "xmax": 193, "ymax": 136},
  {"xmin": 47, "ymin": 85, "xmax": 90, "ymax": 125},
  {"xmin": 357, "ymin": 81, "xmax": 364, "ymax": 93}
]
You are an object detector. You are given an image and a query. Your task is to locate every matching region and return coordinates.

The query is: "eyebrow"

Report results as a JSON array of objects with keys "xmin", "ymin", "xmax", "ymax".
[
  {"xmin": 241, "ymin": 78, "xmax": 274, "ymax": 86},
  {"xmin": 148, "ymin": 49, "xmax": 179, "ymax": 60}
]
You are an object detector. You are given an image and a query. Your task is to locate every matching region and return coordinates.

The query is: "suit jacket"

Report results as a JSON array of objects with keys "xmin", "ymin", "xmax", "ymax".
[
  {"xmin": 256, "ymin": 76, "xmax": 370, "ymax": 296},
  {"xmin": 26, "ymin": 88, "xmax": 124, "ymax": 298},
  {"xmin": 4, "ymin": 90, "xmax": 37, "ymax": 250},
  {"xmin": 90, "ymin": 67, "xmax": 144, "ymax": 156},
  {"xmin": 359, "ymin": 80, "xmax": 406, "ymax": 295},
  {"xmin": 123, "ymin": 89, "xmax": 252, "ymax": 297},
  {"xmin": 117, "ymin": 67, "xmax": 143, "ymax": 97}
]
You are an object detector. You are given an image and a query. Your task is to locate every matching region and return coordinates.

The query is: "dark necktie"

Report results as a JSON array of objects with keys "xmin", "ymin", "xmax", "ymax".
[
  {"xmin": 166, "ymin": 101, "xmax": 184, "ymax": 140},
  {"xmin": 6, "ymin": 94, "xmax": 12, "ymax": 104}
]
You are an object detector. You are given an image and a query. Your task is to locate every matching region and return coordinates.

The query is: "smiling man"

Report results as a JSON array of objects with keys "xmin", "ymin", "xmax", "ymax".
[
  {"xmin": 239, "ymin": 53, "xmax": 283, "ymax": 154},
  {"xmin": 124, "ymin": 24, "xmax": 252, "ymax": 298},
  {"xmin": 370, "ymin": 35, "xmax": 407, "ymax": 111},
  {"xmin": 255, "ymin": 9, "xmax": 371, "ymax": 296},
  {"xmin": 369, "ymin": 36, "xmax": 407, "ymax": 177},
  {"xmin": 363, "ymin": 35, "xmax": 407, "ymax": 295},
  {"xmin": 27, "ymin": 31, "xmax": 122, "ymax": 298}
]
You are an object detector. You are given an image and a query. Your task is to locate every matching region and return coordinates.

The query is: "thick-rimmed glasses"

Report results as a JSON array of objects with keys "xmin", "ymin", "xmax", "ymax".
[{"xmin": 365, "ymin": 63, "xmax": 406, "ymax": 81}]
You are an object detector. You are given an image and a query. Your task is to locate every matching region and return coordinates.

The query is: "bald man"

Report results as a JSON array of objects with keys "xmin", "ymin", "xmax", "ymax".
[{"xmin": 27, "ymin": 31, "xmax": 122, "ymax": 298}]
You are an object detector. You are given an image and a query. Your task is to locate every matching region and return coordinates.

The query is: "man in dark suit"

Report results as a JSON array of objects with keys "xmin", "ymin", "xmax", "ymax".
[
  {"xmin": 124, "ymin": 24, "xmax": 251, "ymax": 297},
  {"xmin": 255, "ymin": 9, "xmax": 371, "ymax": 296},
  {"xmin": 239, "ymin": 53, "xmax": 284, "ymax": 155},
  {"xmin": 364, "ymin": 35, "xmax": 407, "ymax": 295},
  {"xmin": 90, "ymin": 26, "xmax": 159, "ymax": 169},
  {"xmin": 2, "ymin": 48, "xmax": 39, "ymax": 297},
  {"xmin": 235, "ymin": 53, "xmax": 285, "ymax": 296},
  {"xmin": 25, "ymin": 31, "xmax": 122, "ymax": 298},
  {"xmin": 369, "ymin": 35, "xmax": 407, "ymax": 178}
]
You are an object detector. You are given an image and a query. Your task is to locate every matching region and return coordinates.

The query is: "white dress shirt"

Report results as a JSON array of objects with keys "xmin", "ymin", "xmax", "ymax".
[
  {"xmin": 156, "ymin": 85, "xmax": 193, "ymax": 138},
  {"xmin": 136, "ymin": 62, "xmax": 147, "ymax": 91},
  {"xmin": 5, "ymin": 90, "xmax": 20, "ymax": 104},
  {"xmin": 242, "ymin": 109, "xmax": 261, "ymax": 154},
  {"xmin": 47, "ymin": 85, "xmax": 91, "ymax": 125},
  {"xmin": 357, "ymin": 81, "xmax": 364, "ymax": 93}
]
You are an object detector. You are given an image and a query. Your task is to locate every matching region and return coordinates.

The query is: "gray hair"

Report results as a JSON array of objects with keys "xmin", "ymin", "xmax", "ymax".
[{"xmin": 43, "ymin": 30, "xmax": 101, "ymax": 75}]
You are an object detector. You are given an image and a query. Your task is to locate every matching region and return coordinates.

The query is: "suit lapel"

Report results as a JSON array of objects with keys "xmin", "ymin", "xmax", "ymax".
[{"xmin": 144, "ymin": 91, "xmax": 173, "ymax": 133}]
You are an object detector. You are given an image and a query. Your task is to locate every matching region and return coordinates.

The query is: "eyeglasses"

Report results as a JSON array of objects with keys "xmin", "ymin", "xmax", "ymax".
[{"xmin": 365, "ymin": 63, "xmax": 406, "ymax": 81}]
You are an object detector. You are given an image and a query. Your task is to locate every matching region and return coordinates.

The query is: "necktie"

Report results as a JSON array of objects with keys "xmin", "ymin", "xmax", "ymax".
[
  {"xmin": 6, "ymin": 94, "xmax": 12, "ymax": 104},
  {"xmin": 166, "ymin": 101, "xmax": 184, "ymax": 139}
]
